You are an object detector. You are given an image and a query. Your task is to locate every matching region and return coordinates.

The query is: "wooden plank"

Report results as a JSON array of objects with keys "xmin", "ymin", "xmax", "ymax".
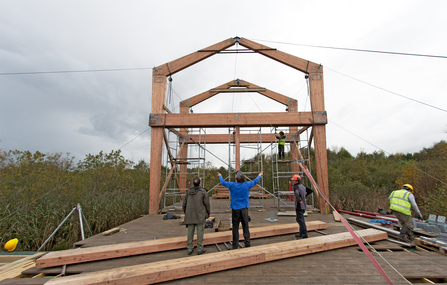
[
  {"xmin": 0, "ymin": 277, "xmax": 51, "ymax": 285},
  {"xmin": 149, "ymin": 112, "xmax": 327, "ymax": 128},
  {"xmin": 44, "ymin": 229, "xmax": 387, "ymax": 285},
  {"xmin": 210, "ymin": 88, "xmax": 266, "ymax": 93},
  {"xmin": 32, "ymin": 273, "xmax": 46, "ymax": 278},
  {"xmin": 0, "ymin": 262, "xmax": 35, "ymax": 280},
  {"xmin": 101, "ymin": 227, "xmax": 120, "ymax": 236},
  {"xmin": 0, "ymin": 256, "xmax": 29, "ymax": 264},
  {"xmin": 333, "ymin": 211, "xmax": 341, "ymax": 222},
  {"xmin": 35, "ymin": 221, "xmax": 327, "ymax": 269},
  {"xmin": 0, "ymin": 253, "xmax": 46, "ymax": 275}
]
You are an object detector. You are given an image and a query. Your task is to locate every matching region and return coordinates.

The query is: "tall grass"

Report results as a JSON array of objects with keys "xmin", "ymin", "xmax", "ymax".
[{"xmin": 0, "ymin": 150, "xmax": 149, "ymax": 252}]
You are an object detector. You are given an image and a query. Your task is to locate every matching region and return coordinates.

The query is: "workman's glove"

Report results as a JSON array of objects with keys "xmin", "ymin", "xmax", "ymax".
[{"xmin": 417, "ymin": 214, "xmax": 423, "ymax": 220}]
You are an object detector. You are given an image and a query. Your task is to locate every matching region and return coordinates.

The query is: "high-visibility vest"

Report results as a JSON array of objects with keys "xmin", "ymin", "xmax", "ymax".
[
  {"xmin": 278, "ymin": 135, "xmax": 286, "ymax": 146},
  {"xmin": 389, "ymin": 189, "xmax": 412, "ymax": 216}
]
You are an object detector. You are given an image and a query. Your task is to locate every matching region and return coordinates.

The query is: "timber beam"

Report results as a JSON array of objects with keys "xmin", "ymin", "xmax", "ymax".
[
  {"xmin": 209, "ymin": 88, "xmax": 266, "ymax": 93},
  {"xmin": 36, "ymin": 221, "xmax": 327, "ymax": 269},
  {"xmin": 187, "ymin": 132, "xmax": 300, "ymax": 144},
  {"xmin": 44, "ymin": 229, "xmax": 387, "ymax": 285},
  {"xmin": 149, "ymin": 112, "xmax": 327, "ymax": 128}
]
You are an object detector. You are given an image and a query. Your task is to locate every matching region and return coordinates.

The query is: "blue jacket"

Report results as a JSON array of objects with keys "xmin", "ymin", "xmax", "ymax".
[{"xmin": 219, "ymin": 175, "xmax": 261, "ymax": 210}]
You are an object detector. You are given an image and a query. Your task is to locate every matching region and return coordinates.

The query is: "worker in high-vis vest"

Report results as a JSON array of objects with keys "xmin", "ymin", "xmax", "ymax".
[
  {"xmin": 275, "ymin": 131, "xmax": 286, "ymax": 160},
  {"xmin": 388, "ymin": 184, "xmax": 423, "ymax": 243}
]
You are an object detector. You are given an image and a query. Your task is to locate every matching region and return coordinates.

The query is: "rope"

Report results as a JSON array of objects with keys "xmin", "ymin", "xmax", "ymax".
[
  {"xmin": 299, "ymin": 160, "xmax": 409, "ymax": 285},
  {"xmin": 245, "ymin": 87, "xmax": 408, "ymax": 284},
  {"xmin": 249, "ymin": 38, "xmax": 447, "ymax": 60},
  {"xmin": 292, "ymin": 142, "xmax": 405, "ymax": 284},
  {"xmin": 325, "ymin": 66, "xmax": 447, "ymax": 113},
  {"xmin": 232, "ymin": 42, "xmax": 239, "ymax": 113}
]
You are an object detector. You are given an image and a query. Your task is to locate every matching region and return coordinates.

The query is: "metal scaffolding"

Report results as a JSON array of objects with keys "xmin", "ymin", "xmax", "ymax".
[
  {"xmin": 271, "ymin": 127, "xmax": 314, "ymax": 211},
  {"xmin": 161, "ymin": 128, "xmax": 206, "ymax": 212}
]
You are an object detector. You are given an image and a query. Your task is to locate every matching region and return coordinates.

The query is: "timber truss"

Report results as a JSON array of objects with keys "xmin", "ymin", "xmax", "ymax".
[{"xmin": 148, "ymin": 37, "xmax": 329, "ymax": 215}]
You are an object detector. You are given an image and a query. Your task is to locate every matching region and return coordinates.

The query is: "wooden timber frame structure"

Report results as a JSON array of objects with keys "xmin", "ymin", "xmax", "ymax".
[{"xmin": 149, "ymin": 37, "xmax": 329, "ymax": 215}]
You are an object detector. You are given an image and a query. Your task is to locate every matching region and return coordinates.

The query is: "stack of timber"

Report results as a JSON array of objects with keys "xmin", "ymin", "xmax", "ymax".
[
  {"xmin": 0, "ymin": 252, "xmax": 46, "ymax": 281},
  {"xmin": 415, "ymin": 237, "xmax": 447, "ymax": 255},
  {"xmin": 35, "ymin": 221, "xmax": 328, "ymax": 268},
  {"xmin": 211, "ymin": 185, "xmax": 230, "ymax": 198},
  {"xmin": 249, "ymin": 185, "xmax": 273, "ymax": 198},
  {"xmin": 23, "ymin": 228, "xmax": 387, "ymax": 285},
  {"xmin": 212, "ymin": 185, "xmax": 272, "ymax": 199}
]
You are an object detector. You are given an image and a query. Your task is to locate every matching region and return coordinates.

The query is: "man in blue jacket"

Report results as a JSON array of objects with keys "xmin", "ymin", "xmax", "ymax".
[{"xmin": 218, "ymin": 170, "xmax": 263, "ymax": 249}]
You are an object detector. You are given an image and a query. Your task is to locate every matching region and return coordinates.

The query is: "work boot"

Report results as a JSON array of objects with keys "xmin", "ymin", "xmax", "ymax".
[
  {"xmin": 398, "ymin": 234, "xmax": 411, "ymax": 243},
  {"xmin": 295, "ymin": 234, "xmax": 302, "ymax": 240},
  {"xmin": 187, "ymin": 248, "xmax": 194, "ymax": 255},
  {"xmin": 197, "ymin": 248, "xmax": 206, "ymax": 255}
]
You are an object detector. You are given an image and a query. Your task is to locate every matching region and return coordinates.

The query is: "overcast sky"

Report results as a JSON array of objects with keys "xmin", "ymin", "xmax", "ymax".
[{"xmin": 1, "ymin": 0, "xmax": 446, "ymax": 169}]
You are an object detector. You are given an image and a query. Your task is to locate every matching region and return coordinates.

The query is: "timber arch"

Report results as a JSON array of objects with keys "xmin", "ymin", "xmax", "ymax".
[{"xmin": 148, "ymin": 37, "xmax": 329, "ymax": 215}]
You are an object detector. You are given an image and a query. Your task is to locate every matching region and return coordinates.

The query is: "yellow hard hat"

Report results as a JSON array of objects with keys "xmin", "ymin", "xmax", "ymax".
[
  {"xmin": 402, "ymin": 184, "xmax": 414, "ymax": 193},
  {"xmin": 4, "ymin": 238, "xmax": 18, "ymax": 251}
]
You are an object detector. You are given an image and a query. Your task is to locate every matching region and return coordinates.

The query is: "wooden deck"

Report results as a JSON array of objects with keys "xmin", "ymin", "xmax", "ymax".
[{"xmin": 1, "ymin": 197, "xmax": 447, "ymax": 284}]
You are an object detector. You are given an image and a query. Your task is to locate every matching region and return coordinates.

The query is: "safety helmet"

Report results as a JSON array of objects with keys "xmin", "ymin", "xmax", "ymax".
[
  {"xmin": 279, "ymin": 131, "xmax": 284, "ymax": 135},
  {"xmin": 402, "ymin": 184, "xmax": 414, "ymax": 193},
  {"xmin": 4, "ymin": 238, "xmax": 18, "ymax": 251},
  {"xmin": 291, "ymin": 174, "xmax": 301, "ymax": 181}
]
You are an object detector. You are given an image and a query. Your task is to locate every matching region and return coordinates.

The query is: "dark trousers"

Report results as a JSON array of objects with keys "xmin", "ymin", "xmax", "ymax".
[
  {"xmin": 232, "ymin": 208, "xmax": 250, "ymax": 248},
  {"xmin": 295, "ymin": 209, "xmax": 308, "ymax": 238},
  {"xmin": 278, "ymin": 145, "xmax": 285, "ymax": 159},
  {"xmin": 392, "ymin": 210, "xmax": 414, "ymax": 240}
]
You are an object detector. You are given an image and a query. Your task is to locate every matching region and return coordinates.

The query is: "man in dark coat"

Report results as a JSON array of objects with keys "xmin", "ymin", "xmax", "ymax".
[
  {"xmin": 292, "ymin": 174, "xmax": 313, "ymax": 239},
  {"xmin": 182, "ymin": 177, "xmax": 211, "ymax": 255}
]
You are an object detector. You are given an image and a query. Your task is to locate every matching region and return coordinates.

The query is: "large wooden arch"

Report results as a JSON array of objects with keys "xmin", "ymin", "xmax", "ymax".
[{"xmin": 149, "ymin": 37, "xmax": 329, "ymax": 215}]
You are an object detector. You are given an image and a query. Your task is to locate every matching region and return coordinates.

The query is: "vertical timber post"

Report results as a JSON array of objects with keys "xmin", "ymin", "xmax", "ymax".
[
  {"xmin": 179, "ymin": 105, "xmax": 189, "ymax": 197},
  {"xmin": 149, "ymin": 67, "xmax": 167, "ymax": 215},
  {"xmin": 308, "ymin": 64, "xmax": 330, "ymax": 214},
  {"xmin": 235, "ymin": 126, "xmax": 241, "ymax": 171},
  {"xmin": 288, "ymin": 99, "xmax": 299, "ymax": 174}
]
